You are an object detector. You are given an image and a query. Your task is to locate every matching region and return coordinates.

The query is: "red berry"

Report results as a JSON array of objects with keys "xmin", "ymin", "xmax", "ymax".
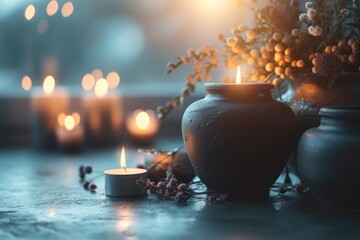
[
  {"xmin": 83, "ymin": 181, "xmax": 89, "ymax": 189},
  {"xmin": 85, "ymin": 166, "xmax": 92, "ymax": 174},
  {"xmin": 90, "ymin": 184, "xmax": 97, "ymax": 191},
  {"xmin": 295, "ymin": 184, "xmax": 305, "ymax": 194}
]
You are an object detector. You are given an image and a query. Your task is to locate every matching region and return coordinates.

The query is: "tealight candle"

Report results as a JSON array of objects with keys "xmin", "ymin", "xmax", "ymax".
[
  {"xmin": 55, "ymin": 112, "xmax": 84, "ymax": 152},
  {"xmin": 31, "ymin": 75, "xmax": 69, "ymax": 149},
  {"xmin": 126, "ymin": 109, "xmax": 159, "ymax": 143},
  {"xmin": 105, "ymin": 146, "xmax": 147, "ymax": 197}
]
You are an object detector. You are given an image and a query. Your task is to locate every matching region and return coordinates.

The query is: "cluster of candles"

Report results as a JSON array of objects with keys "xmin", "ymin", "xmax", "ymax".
[{"xmin": 30, "ymin": 72, "xmax": 160, "ymax": 152}]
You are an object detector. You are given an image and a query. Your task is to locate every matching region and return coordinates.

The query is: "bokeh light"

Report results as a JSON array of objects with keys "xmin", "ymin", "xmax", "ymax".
[
  {"xmin": 24, "ymin": 4, "xmax": 36, "ymax": 21},
  {"xmin": 61, "ymin": 1, "xmax": 74, "ymax": 18},
  {"xmin": 91, "ymin": 69, "xmax": 103, "ymax": 80},
  {"xmin": 94, "ymin": 78, "xmax": 108, "ymax": 97},
  {"xmin": 47, "ymin": 0, "xmax": 59, "ymax": 16},
  {"xmin": 64, "ymin": 115, "xmax": 76, "ymax": 131},
  {"xmin": 57, "ymin": 113, "xmax": 66, "ymax": 127},
  {"xmin": 82, "ymin": 73, "xmax": 95, "ymax": 91},
  {"xmin": 43, "ymin": 75, "xmax": 55, "ymax": 94},
  {"xmin": 37, "ymin": 19, "xmax": 49, "ymax": 34},
  {"xmin": 72, "ymin": 112, "xmax": 81, "ymax": 125},
  {"xmin": 107, "ymin": 71, "xmax": 120, "ymax": 89},
  {"xmin": 21, "ymin": 75, "xmax": 32, "ymax": 91},
  {"xmin": 135, "ymin": 111, "xmax": 150, "ymax": 130}
]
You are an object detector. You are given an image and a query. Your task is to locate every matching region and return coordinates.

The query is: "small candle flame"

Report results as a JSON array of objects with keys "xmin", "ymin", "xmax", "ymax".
[
  {"xmin": 135, "ymin": 111, "xmax": 150, "ymax": 130},
  {"xmin": 94, "ymin": 78, "xmax": 109, "ymax": 97},
  {"xmin": 236, "ymin": 65, "xmax": 242, "ymax": 84},
  {"xmin": 120, "ymin": 146, "xmax": 127, "ymax": 172},
  {"xmin": 43, "ymin": 75, "xmax": 55, "ymax": 94},
  {"xmin": 64, "ymin": 115, "xmax": 76, "ymax": 131}
]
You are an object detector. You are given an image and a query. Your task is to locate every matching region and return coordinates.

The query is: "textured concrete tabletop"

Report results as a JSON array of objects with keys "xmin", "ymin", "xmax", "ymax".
[{"xmin": 1, "ymin": 144, "xmax": 360, "ymax": 240}]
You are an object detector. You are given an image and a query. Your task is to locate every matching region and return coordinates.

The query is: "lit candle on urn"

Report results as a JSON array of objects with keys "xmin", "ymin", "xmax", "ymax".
[
  {"xmin": 56, "ymin": 112, "xmax": 84, "ymax": 153},
  {"xmin": 182, "ymin": 65, "xmax": 297, "ymax": 199},
  {"xmin": 126, "ymin": 109, "xmax": 159, "ymax": 144},
  {"xmin": 31, "ymin": 75, "xmax": 69, "ymax": 149},
  {"xmin": 104, "ymin": 146, "xmax": 147, "ymax": 197},
  {"xmin": 82, "ymin": 74, "xmax": 123, "ymax": 147}
]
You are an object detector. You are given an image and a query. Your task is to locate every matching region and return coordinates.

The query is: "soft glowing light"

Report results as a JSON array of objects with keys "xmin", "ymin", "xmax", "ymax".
[
  {"xmin": 116, "ymin": 220, "xmax": 131, "ymax": 232},
  {"xmin": 236, "ymin": 65, "xmax": 242, "ymax": 84},
  {"xmin": 82, "ymin": 74, "xmax": 95, "ymax": 91},
  {"xmin": 37, "ymin": 19, "xmax": 49, "ymax": 34},
  {"xmin": 64, "ymin": 115, "xmax": 76, "ymax": 131},
  {"xmin": 43, "ymin": 75, "xmax": 55, "ymax": 94},
  {"xmin": 21, "ymin": 75, "xmax": 32, "ymax": 91},
  {"xmin": 61, "ymin": 1, "xmax": 74, "ymax": 18},
  {"xmin": 47, "ymin": 0, "xmax": 59, "ymax": 16},
  {"xmin": 48, "ymin": 208, "xmax": 56, "ymax": 217},
  {"xmin": 57, "ymin": 113, "xmax": 66, "ymax": 127},
  {"xmin": 24, "ymin": 4, "xmax": 35, "ymax": 21},
  {"xmin": 91, "ymin": 69, "xmax": 103, "ymax": 80},
  {"xmin": 107, "ymin": 71, "xmax": 120, "ymax": 89},
  {"xmin": 135, "ymin": 111, "xmax": 150, "ymax": 130},
  {"xmin": 94, "ymin": 78, "xmax": 108, "ymax": 97},
  {"xmin": 120, "ymin": 146, "xmax": 126, "ymax": 170},
  {"xmin": 72, "ymin": 112, "xmax": 81, "ymax": 125}
]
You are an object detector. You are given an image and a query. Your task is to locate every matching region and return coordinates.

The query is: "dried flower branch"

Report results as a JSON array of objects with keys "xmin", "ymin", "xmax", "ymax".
[{"xmin": 158, "ymin": 0, "xmax": 360, "ymax": 118}]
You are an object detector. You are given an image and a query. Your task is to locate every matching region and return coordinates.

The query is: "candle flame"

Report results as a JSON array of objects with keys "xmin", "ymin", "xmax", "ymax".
[
  {"xmin": 120, "ymin": 146, "xmax": 127, "ymax": 172},
  {"xmin": 64, "ymin": 115, "xmax": 76, "ymax": 131},
  {"xmin": 236, "ymin": 65, "xmax": 242, "ymax": 84},
  {"xmin": 135, "ymin": 111, "xmax": 150, "ymax": 130},
  {"xmin": 43, "ymin": 75, "xmax": 55, "ymax": 94},
  {"xmin": 94, "ymin": 78, "xmax": 109, "ymax": 97}
]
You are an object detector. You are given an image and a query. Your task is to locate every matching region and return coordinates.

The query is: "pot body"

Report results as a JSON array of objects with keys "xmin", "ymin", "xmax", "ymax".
[
  {"xmin": 297, "ymin": 107, "xmax": 360, "ymax": 209},
  {"xmin": 182, "ymin": 83, "xmax": 296, "ymax": 199},
  {"xmin": 283, "ymin": 73, "xmax": 360, "ymax": 175}
]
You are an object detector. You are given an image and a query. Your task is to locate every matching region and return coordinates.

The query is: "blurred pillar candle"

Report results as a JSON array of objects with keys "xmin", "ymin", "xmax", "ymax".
[
  {"xmin": 126, "ymin": 109, "xmax": 159, "ymax": 144},
  {"xmin": 31, "ymin": 76, "xmax": 69, "ymax": 149},
  {"xmin": 56, "ymin": 112, "xmax": 84, "ymax": 153},
  {"xmin": 82, "ymin": 78, "xmax": 123, "ymax": 147}
]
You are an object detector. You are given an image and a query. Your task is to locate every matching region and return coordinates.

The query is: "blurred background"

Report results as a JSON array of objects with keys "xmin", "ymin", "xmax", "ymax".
[{"xmin": 0, "ymin": 0, "xmax": 252, "ymax": 93}]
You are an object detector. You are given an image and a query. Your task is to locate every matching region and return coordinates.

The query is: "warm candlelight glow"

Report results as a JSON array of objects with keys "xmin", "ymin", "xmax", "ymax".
[
  {"xmin": 64, "ymin": 115, "xmax": 76, "ymax": 131},
  {"xmin": 43, "ymin": 75, "xmax": 55, "ymax": 94},
  {"xmin": 47, "ymin": 0, "xmax": 59, "ymax": 16},
  {"xmin": 107, "ymin": 71, "xmax": 121, "ymax": 89},
  {"xmin": 21, "ymin": 75, "xmax": 32, "ymax": 91},
  {"xmin": 236, "ymin": 65, "xmax": 242, "ymax": 84},
  {"xmin": 57, "ymin": 113, "xmax": 66, "ymax": 127},
  {"xmin": 25, "ymin": 4, "xmax": 36, "ymax": 21},
  {"xmin": 91, "ymin": 69, "xmax": 103, "ymax": 80},
  {"xmin": 94, "ymin": 78, "xmax": 109, "ymax": 97},
  {"xmin": 72, "ymin": 112, "xmax": 81, "ymax": 125},
  {"xmin": 61, "ymin": 1, "xmax": 74, "ymax": 18},
  {"xmin": 135, "ymin": 111, "xmax": 150, "ymax": 130},
  {"xmin": 82, "ymin": 74, "xmax": 96, "ymax": 91},
  {"xmin": 120, "ymin": 146, "xmax": 127, "ymax": 170}
]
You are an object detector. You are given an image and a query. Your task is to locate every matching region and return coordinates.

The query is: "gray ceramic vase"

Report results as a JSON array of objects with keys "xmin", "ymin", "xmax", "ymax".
[
  {"xmin": 297, "ymin": 106, "xmax": 360, "ymax": 209},
  {"xmin": 182, "ymin": 83, "xmax": 297, "ymax": 200}
]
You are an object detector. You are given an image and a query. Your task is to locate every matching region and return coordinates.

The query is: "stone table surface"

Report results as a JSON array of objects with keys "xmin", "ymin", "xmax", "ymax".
[{"xmin": 1, "ymin": 142, "xmax": 360, "ymax": 240}]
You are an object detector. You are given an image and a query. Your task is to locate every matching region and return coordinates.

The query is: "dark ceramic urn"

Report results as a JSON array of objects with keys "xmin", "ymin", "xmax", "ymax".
[
  {"xmin": 182, "ymin": 83, "xmax": 297, "ymax": 199},
  {"xmin": 297, "ymin": 107, "xmax": 360, "ymax": 209}
]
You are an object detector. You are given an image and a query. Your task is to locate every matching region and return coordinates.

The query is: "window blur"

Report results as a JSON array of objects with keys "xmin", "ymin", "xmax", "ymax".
[{"xmin": 0, "ymin": 0, "xmax": 252, "ymax": 92}]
